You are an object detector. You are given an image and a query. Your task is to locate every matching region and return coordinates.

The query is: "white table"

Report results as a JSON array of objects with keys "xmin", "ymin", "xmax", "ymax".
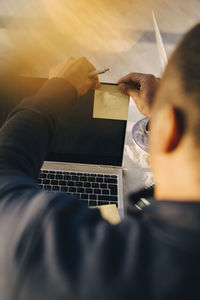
[{"xmin": 122, "ymin": 98, "xmax": 154, "ymax": 209}]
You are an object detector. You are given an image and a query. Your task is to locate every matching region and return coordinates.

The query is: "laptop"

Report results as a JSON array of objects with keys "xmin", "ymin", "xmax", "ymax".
[
  {"xmin": 0, "ymin": 76, "xmax": 127, "ymax": 215},
  {"xmin": 152, "ymin": 10, "xmax": 168, "ymax": 72}
]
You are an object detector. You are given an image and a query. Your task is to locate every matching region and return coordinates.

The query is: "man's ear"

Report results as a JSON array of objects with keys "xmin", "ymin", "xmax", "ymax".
[{"xmin": 152, "ymin": 105, "xmax": 183, "ymax": 153}]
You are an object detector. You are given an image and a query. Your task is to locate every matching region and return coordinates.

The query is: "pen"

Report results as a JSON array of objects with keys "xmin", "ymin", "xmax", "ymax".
[{"xmin": 89, "ymin": 68, "xmax": 110, "ymax": 77}]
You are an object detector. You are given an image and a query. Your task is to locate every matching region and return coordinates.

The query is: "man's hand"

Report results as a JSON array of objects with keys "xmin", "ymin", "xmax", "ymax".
[
  {"xmin": 49, "ymin": 56, "xmax": 101, "ymax": 96},
  {"xmin": 118, "ymin": 73, "xmax": 160, "ymax": 117}
]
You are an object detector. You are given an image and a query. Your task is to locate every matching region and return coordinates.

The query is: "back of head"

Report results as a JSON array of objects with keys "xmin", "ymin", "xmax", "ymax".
[{"xmin": 154, "ymin": 23, "xmax": 200, "ymax": 147}]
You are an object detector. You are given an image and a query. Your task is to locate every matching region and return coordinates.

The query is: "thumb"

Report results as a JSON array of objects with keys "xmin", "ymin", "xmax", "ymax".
[
  {"xmin": 88, "ymin": 78, "xmax": 101, "ymax": 90},
  {"xmin": 118, "ymin": 83, "xmax": 131, "ymax": 93}
]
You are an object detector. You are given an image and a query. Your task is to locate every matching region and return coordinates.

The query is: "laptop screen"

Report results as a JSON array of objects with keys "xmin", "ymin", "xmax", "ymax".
[{"xmin": 0, "ymin": 76, "xmax": 127, "ymax": 166}]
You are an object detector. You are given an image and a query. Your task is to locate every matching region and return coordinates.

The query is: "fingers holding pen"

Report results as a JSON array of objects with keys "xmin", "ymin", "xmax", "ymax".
[{"xmin": 87, "ymin": 75, "xmax": 101, "ymax": 91}]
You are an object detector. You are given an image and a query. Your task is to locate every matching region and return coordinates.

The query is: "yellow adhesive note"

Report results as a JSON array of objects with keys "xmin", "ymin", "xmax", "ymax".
[
  {"xmin": 93, "ymin": 84, "xmax": 129, "ymax": 120},
  {"xmin": 91, "ymin": 204, "xmax": 121, "ymax": 225}
]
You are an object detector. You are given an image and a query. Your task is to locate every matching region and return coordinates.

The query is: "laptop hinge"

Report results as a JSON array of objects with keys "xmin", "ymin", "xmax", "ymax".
[{"xmin": 99, "ymin": 165, "xmax": 123, "ymax": 169}]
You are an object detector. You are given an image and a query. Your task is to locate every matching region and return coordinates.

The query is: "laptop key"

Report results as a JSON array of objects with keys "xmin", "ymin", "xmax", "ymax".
[
  {"xmin": 111, "ymin": 175, "xmax": 117, "ymax": 178},
  {"xmin": 89, "ymin": 200, "xmax": 97, "ymax": 206},
  {"xmin": 69, "ymin": 187, "xmax": 76, "ymax": 193},
  {"xmin": 59, "ymin": 180, "xmax": 66, "ymax": 186},
  {"xmin": 64, "ymin": 175, "xmax": 71, "ymax": 180},
  {"xmin": 104, "ymin": 178, "xmax": 117, "ymax": 184},
  {"xmin": 43, "ymin": 179, "xmax": 50, "ymax": 185},
  {"xmin": 84, "ymin": 182, "xmax": 91, "ymax": 187},
  {"xmin": 44, "ymin": 185, "xmax": 51, "ymax": 190},
  {"xmin": 97, "ymin": 201, "xmax": 109, "ymax": 206},
  {"xmin": 88, "ymin": 177, "xmax": 95, "ymax": 182},
  {"xmin": 92, "ymin": 183, "xmax": 99, "ymax": 188},
  {"xmin": 96, "ymin": 178, "xmax": 103, "ymax": 183},
  {"xmin": 98, "ymin": 201, "xmax": 109, "ymax": 205},
  {"xmin": 48, "ymin": 174, "xmax": 55, "ymax": 179},
  {"xmin": 40, "ymin": 173, "xmax": 47, "ymax": 178},
  {"xmin": 90, "ymin": 194, "xmax": 97, "ymax": 200},
  {"xmin": 76, "ymin": 182, "xmax": 83, "ymax": 187},
  {"xmin": 61, "ymin": 187, "xmax": 68, "ymax": 192},
  {"xmin": 77, "ymin": 188, "xmax": 84, "ymax": 193},
  {"xmin": 98, "ymin": 195, "xmax": 118, "ymax": 202},
  {"xmin": 110, "ymin": 196, "xmax": 118, "ymax": 202},
  {"xmin": 56, "ymin": 174, "xmax": 63, "ymax": 180},
  {"xmin": 86, "ymin": 188, "xmax": 93, "ymax": 194},
  {"xmin": 102, "ymin": 189, "xmax": 109, "ymax": 195},
  {"xmin": 94, "ymin": 189, "xmax": 101, "ymax": 194},
  {"xmin": 72, "ymin": 176, "xmax": 79, "ymax": 181},
  {"xmin": 51, "ymin": 180, "xmax": 58, "ymax": 185},
  {"xmin": 81, "ymin": 194, "xmax": 88, "ymax": 200},
  {"xmin": 52, "ymin": 186, "xmax": 59, "ymax": 191},
  {"xmin": 109, "ymin": 184, "xmax": 118, "ymax": 195},
  {"xmin": 67, "ymin": 181, "xmax": 75, "ymax": 186},
  {"xmin": 80, "ymin": 177, "xmax": 87, "ymax": 181},
  {"xmin": 100, "ymin": 183, "xmax": 107, "ymax": 189}
]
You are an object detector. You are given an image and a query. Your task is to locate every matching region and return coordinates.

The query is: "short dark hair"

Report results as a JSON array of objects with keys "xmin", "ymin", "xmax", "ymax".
[
  {"xmin": 173, "ymin": 24, "xmax": 200, "ymax": 95},
  {"xmin": 159, "ymin": 24, "xmax": 200, "ymax": 144}
]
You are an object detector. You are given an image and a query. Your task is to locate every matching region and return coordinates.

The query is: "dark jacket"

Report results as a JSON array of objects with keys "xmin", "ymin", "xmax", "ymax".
[{"xmin": 0, "ymin": 78, "xmax": 199, "ymax": 300}]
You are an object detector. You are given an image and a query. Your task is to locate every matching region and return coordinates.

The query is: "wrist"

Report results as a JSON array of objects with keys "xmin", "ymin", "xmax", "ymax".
[{"xmin": 38, "ymin": 77, "xmax": 78, "ymax": 101}]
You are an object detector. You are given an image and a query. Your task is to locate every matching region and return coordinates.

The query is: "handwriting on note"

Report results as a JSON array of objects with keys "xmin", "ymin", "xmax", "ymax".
[{"xmin": 93, "ymin": 84, "xmax": 129, "ymax": 120}]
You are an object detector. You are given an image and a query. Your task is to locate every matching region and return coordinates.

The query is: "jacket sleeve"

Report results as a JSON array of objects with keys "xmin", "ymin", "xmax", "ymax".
[
  {"xmin": 0, "ymin": 77, "xmax": 145, "ymax": 300},
  {"xmin": 0, "ymin": 77, "xmax": 78, "ymax": 179},
  {"xmin": 1, "ymin": 189, "xmax": 142, "ymax": 300}
]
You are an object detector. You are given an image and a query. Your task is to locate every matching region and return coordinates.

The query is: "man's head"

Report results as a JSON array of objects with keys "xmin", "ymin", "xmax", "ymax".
[{"xmin": 150, "ymin": 24, "xmax": 200, "ymax": 200}]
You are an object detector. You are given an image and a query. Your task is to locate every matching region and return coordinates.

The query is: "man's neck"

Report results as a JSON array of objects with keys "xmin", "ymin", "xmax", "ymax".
[
  {"xmin": 154, "ymin": 167, "xmax": 200, "ymax": 202},
  {"xmin": 155, "ymin": 185, "xmax": 200, "ymax": 202},
  {"xmin": 154, "ymin": 158, "xmax": 200, "ymax": 202}
]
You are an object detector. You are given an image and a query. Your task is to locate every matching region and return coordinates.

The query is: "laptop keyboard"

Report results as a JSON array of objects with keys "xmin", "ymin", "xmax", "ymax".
[{"xmin": 38, "ymin": 170, "xmax": 119, "ymax": 207}]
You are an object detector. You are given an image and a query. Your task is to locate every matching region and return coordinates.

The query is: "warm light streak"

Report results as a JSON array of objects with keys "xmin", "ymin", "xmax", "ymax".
[{"xmin": 0, "ymin": 0, "xmax": 140, "ymax": 76}]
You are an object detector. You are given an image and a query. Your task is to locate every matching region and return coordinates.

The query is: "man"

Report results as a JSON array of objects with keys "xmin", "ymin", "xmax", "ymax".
[{"xmin": 0, "ymin": 23, "xmax": 200, "ymax": 300}]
